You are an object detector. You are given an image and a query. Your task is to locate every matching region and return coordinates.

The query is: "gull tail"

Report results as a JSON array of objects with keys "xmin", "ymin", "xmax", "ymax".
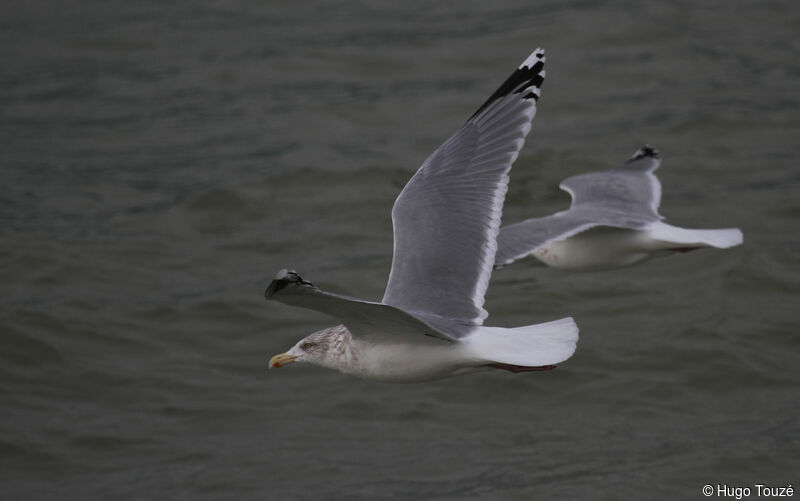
[
  {"xmin": 464, "ymin": 318, "xmax": 578, "ymax": 369},
  {"xmin": 647, "ymin": 222, "xmax": 743, "ymax": 249}
]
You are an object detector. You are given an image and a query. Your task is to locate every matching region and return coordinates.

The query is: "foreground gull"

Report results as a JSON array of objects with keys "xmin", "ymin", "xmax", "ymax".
[
  {"xmin": 495, "ymin": 146, "xmax": 743, "ymax": 270},
  {"xmin": 266, "ymin": 49, "xmax": 578, "ymax": 382}
]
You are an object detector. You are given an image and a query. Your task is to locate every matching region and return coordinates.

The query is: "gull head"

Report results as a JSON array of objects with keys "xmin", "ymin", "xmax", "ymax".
[{"xmin": 269, "ymin": 324, "xmax": 352, "ymax": 370}]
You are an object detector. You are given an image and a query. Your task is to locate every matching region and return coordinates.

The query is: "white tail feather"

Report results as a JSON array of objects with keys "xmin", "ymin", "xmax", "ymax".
[
  {"xmin": 647, "ymin": 222, "xmax": 743, "ymax": 249},
  {"xmin": 463, "ymin": 317, "xmax": 578, "ymax": 367}
]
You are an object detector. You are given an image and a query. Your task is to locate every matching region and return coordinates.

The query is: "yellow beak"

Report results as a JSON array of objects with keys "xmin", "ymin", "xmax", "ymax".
[{"xmin": 269, "ymin": 353, "xmax": 298, "ymax": 369}]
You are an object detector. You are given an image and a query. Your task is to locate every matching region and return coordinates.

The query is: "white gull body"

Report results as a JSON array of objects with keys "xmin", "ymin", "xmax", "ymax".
[
  {"xmin": 495, "ymin": 147, "xmax": 743, "ymax": 270},
  {"xmin": 267, "ymin": 49, "xmax": 578, "ymax": 382}
]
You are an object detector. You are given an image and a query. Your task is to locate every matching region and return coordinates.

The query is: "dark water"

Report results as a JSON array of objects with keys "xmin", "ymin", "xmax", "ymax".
[{"xmin": 2, "ymin": 1, "xmax": 798, "ymax": 499}]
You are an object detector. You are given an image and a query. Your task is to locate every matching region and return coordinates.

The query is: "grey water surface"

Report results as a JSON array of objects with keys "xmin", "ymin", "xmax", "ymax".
[{"xmin": 2, "ymin": 1, "xmax": 798, "ymax": 500}]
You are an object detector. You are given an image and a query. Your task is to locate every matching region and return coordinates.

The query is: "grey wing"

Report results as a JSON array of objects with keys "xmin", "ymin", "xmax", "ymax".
[
  {"xmin": 495, "ymin": 213, "xmax": 600, "ymax": 267},
  {"xmin": 381, "ymin": 49, "xmax": 546, "ymax": 335},
  {"xmin": 495, "ymin": 146, "xmax": 663, "ymax": 266},
  {"xmin": 265, "ymin": 270, "xmax": 455, "ymax": 342},
  {"xmin": 560, "ymin": 146, "xmax": 663, "ymax": 226}
]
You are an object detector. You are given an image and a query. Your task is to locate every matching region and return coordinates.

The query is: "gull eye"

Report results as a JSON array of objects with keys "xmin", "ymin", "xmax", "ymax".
[{"xmin": 302, "ymin": 342, "xmax": 314, "ymax": 350}]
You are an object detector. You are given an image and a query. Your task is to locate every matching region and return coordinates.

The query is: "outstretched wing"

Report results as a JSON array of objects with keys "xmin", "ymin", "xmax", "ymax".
[
  {"xmin": 495, "ymin": 214, "xmax": 599, "ymax": 267},
  {"xmin": 495, "ymin": 146, "xmax": 663, "ymax": 267},
  {"xmin": 561, "ymin": 145, "xmax": 662, "ymax": 218},
  {"xmin": 265, "ymin": 269, "xmax": 456, "ymax": 342},
  {"xmin": 382, "ymin": 49, "xmax": 546, "ymax": 330}
]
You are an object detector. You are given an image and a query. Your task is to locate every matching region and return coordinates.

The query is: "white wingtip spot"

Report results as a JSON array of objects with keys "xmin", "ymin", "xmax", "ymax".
[{"xmin": 519, "ymin": 48, "xmax": 546, "ymax": 69}]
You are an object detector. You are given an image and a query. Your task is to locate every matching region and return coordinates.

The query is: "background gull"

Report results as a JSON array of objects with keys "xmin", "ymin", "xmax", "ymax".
[
  {"xmin": 266, "ymin": 49, "xmax": 578, "ymax": 382},
  {"xmin": 495, "ymin": 146, "xmax": 744, "ymax": 270}
]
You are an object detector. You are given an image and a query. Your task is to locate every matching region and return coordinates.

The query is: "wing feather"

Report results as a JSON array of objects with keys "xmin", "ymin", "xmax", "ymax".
[
  {"xmin": 381, "ymin": 49, "xmax": 546, "ymax": 333},
  {"xmin": 495, "ymin": 147, "xmax": 663, "ymax": 267},
  {"xmin": 265, "ymin": 270, "xmax": 455, "ymax": 341}
]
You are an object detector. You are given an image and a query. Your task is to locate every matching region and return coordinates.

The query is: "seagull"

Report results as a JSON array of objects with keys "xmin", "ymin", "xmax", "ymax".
[
  {"xmin": 495, "ymin": 146, "xmax": 744, "ymax": 270},
  {"xmin": 266, "ymin": 49, "xmax": 578, "ymax": 382}
]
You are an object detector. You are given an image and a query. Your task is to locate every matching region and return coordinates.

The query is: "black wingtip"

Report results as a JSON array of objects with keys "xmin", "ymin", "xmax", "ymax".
[
  {"xmin": 264, "ymin": 269, "xmax": 314, "ymax": 299},
  {"xmin": 628, "ymin": 145, "xmax": 659, "ymax": 162},
  {"xmin": 468, "ymin": 48, "xmax": 546, "ymax": 121}
]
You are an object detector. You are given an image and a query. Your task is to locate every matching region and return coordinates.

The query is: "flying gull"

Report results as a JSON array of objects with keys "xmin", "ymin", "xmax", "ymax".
[
  {"xmin": 266, "ymin": 49, "xmax": 578, "ymax": 382},
  {"xmin": 495, "ymin": 146, "xmax": 743, "ymax": 270}
]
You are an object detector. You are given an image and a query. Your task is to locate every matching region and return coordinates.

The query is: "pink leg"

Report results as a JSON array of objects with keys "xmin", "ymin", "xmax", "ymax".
[
  {"xmin": 486, "ymin": 363, "xmax": 557, "ymax": 373},
  {"xmin": 673, "ymin": 246, "xmax": 703, "ymax": 253}
]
